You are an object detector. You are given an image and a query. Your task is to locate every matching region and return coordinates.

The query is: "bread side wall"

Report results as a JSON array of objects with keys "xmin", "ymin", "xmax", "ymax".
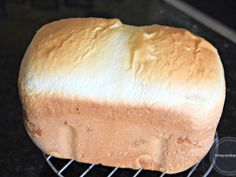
[{"xmin": 21, "ymin": 94, "xmax": 221, "ymax": 173}]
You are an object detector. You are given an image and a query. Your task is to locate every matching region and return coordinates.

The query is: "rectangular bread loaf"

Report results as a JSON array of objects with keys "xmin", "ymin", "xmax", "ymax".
[{"xmin": 18, "ymin": 18, "xmax": 225, "ymax": 174}]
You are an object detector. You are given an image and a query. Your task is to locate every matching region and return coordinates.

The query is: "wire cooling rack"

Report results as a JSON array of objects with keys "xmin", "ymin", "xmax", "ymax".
[{"xmin": 43, "ymin": 132, "xmax": 218, "ymax": 177}]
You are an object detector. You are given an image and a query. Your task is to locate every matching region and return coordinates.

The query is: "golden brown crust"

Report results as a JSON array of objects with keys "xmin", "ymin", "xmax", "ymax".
[
  {"xmin": 18, "ymin": 18, "xmax": 225, "ymax": 110},
  {"xmin": 18, "ymin": 18, "xmax": 226, "ymax": 174}
]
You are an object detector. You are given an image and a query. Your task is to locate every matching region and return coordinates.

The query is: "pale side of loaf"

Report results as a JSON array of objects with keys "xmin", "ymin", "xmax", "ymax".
[{"xmin": 18, "ymin": 18, "xmax": 225, "ymax": 174}]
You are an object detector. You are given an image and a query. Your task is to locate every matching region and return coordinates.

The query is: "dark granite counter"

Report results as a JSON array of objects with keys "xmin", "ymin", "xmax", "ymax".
[{"xmin": 0, "ymin": 0, "xmax": 235, "ymax": 177}]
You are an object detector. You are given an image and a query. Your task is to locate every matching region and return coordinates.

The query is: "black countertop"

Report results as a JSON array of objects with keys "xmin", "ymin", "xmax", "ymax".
[{"xmin": 0, "ymin": 0, "xmax": 235, "ymax": 177}]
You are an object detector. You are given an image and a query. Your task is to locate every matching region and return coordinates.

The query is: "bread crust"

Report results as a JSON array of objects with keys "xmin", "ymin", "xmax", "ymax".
[
  {"xmin": 21, "ymin": 94, "xmax": 224, "ymax": 173},
  {"xmin": 18, "ymin": 18, "xmax": 226, "ymax": 173}
]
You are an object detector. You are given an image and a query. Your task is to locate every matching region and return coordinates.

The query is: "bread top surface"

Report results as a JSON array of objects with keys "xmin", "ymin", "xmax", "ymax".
[{"xmin": 18, "ymin": 18, "xmax": 225, "ymax": 120}]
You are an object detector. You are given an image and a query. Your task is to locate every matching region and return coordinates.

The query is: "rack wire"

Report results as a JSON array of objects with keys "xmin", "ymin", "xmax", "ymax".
[{"xmin": 43, "ymin": 132, "xmax": 218, "ymax": 177}]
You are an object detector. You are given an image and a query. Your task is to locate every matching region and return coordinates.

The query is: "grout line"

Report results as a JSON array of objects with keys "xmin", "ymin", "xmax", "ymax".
[{"xmin": 163, "ymin": 0, "xmax": 236, "ymax": 44}]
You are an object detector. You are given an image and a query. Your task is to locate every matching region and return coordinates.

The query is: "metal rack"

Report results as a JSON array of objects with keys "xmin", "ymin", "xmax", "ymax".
[{"xmin": 43, "ymin": 133, "xmax": 218, "ymax": 177}]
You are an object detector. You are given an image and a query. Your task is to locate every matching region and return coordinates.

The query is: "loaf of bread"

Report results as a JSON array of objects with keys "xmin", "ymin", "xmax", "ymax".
[{"xmin": 18, "ymin": 18, "xmax": 225, "ymax": 174}]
